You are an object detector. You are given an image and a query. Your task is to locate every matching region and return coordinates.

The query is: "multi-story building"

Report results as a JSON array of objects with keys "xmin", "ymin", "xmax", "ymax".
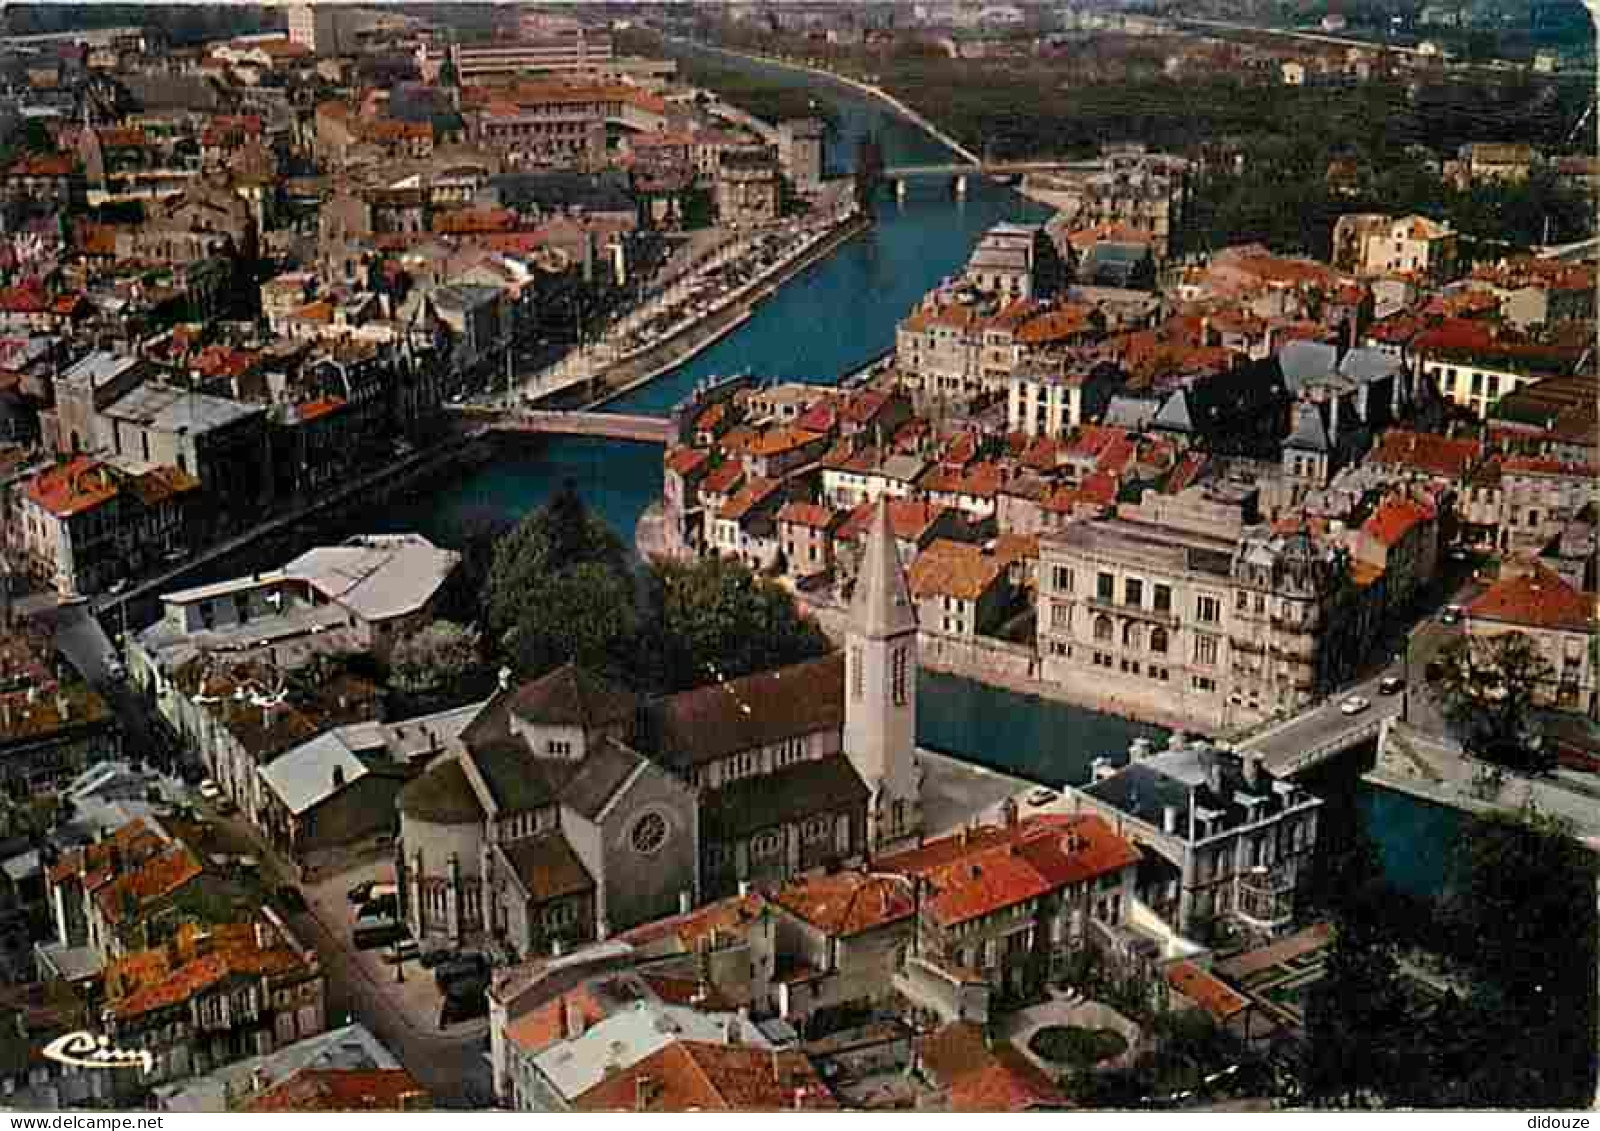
[
  {"xmin": 101, "ymin": 917, "xmax": 325, "ymax": 1089},
  {"xmin": 1497, "ymin": 456, "xmax": 1596, "ymax": 557},
  {"xmin": 1066, "ymin": 737, "xmax": 1322, "ymax": 940},
  {"xmin": 777, "ymin": 117, "xmax": 825, "ymax": 190},
  {"xmin": 1037, "ymin": 488, "xmax": 1361, "ymax": 730},
  {"xmin": 14, "ymin": 456, "xmax": 200, "ymax": 596},
  {"xmin": 288, "ymin": 4, "xmax": 352, "ymax": 56},
  {"xmin": 417, "ymin": 26, "xmax": 615, "ymax": 83},
  {"xmin": 1331, "ymin": 212, "xmax": 1458, "ymax": 283},
  {"xmin": 466, "ymin": 83, "xmax": 668, "ymax": 169},
  {"xmin": 881, "ymin": 809, "xmax": 1142, "ymax": 1002},
  {"xmin": 0, "ymin": 627, "xmax": 120, "ymax": 791},
  {"xmin": 1414, "ymin": 321, "xmax": 1583, "ymax": 420},
  {"xmin": 1465, "ymin": 567, "xmax": 1596, "ymax": 719},
  {"xmin": 1006, "ymin": 356, "xmax": 1122, "ymax": 438},
  {"xmin": 1025, "ymin": 147, "xmax": 1189, "ymax": 259},
  {"xmin": 715, "ymin": 151, "xmax": 782, "ymax": 226},
  {"xmin": 964, "ymin": 223, "xmax": 1066, "ymax": 302}
]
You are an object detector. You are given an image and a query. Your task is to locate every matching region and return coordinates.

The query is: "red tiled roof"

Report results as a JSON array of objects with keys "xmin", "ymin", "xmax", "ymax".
[
  {"xmin": 295, "ymin": 396, "xmax": 345, "ymax": 423},
  {"xmin": 243, "ymin": 1069, "xmax": 427, "ymax": 1112},
  {"xmin": 24, "ymin": 456, "xmax": 118, "ymax": 518},
  {"xmin": 1369, "ymin": 429, "xmax": 1482, "ymax": 481},
  {"xmin": 838, "ymin": 498, "xmax": 954, "ymax": 544},
  {"xmin": 1499, "ymin": 456, "xmax": 1596, "ymax": 479},
  {"xmin": 1467, "ymin": 567, "xmax": 1593, "ymax": 633},
  {"xmin": 7, "ymin": 153, "xmax": 75, "ymax": 178},
  {"xmin": 699, "ymin": 459, "xmax": 745, "ymax": 496},
  {"xmin": 108, "ymin": 920, "xmax": 306, "ymax": 1021},
  {"xmin": 664, "ymin": 447, "xmax": 710, "ymax": 477},
  {"xmin": 773, "ymin": 871, "xmax": 914, "ymax": 936},
  {"xmin": 917, "ymin": 1023, "xmax": 1068, "ymax": 1112},
  {"xmin": 719, "ymin": 475, "xmax": 782, "ymax": 521},
  {"xmin": 433, "ymin": 208, "xmax": 517, "ymax": 235},
  {"xmin": 93, "ymin": 842, "xmax": 205, "ymax": 926},
  {"xmin": 882, "ymin": 813, "xmax": 1139, "ymax": 927},
  {"xmin": 1360, "ymin": 496, "xmax": 1434, "ymax": 547},
  {"xmin": 1166, "ymin": 961, "xmax": 1249, "ymax": 1022},
  {"xmin": 776, "ymin": 501, "xmax": 838, "ymax": 530},
  {"xmin": 746, "ymin": 426, "xmax": 825, "ymax": 458},
  {"xmin": 0, "ymin": 282, "xmax": 49, "ymax": 315},
  {"xmin": 575, "ymin": 1041, "xmax": 838, "ymax": 1111},
  {"xmin": 908, "ymin": 539, "xmax": 1007, "ymax": 601}
]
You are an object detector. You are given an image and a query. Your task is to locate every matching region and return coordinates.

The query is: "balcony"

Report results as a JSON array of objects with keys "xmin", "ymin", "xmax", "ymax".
[
  {"xmin": 1084, "ymin": 596, "xmax": 1178, "ymax": 627},
  {"xmin": 1233, "ymin": 866, "xmax": 1294, "ymax": 936}
]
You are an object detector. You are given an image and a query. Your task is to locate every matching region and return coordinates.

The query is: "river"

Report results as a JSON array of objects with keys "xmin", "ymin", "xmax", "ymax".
[{"xmin": 374, "ymin": 46, "xmax": 1466, "ymax": 899}]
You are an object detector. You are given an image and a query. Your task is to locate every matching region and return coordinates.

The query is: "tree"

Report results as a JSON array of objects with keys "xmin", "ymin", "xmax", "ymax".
[
  {"xmin": 390, "ymin": 620, "xmax": 482, "ymax": 697},
  {"xmin": 505, "ymin": 562, "xmax": 648, "ymax": 688},
  {"xmin": 1426, "ymin": 631, "xmax": 1554, "ymax": 769},
  {"xmin": 482, "ymin": 480, "xmax": 632, "ymax": 646},
  {"xmin": 650, "ymin": 556, "xmax": 831, "ymax": 694}
]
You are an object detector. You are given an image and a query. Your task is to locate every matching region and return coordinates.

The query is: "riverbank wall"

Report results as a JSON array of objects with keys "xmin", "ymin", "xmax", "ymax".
[
  {"xmin": 795, "ymin": 590, "xmax": 1205, "ymax": 734},
  {"xmin": 549, "ymin": 209, "xmax": 872, "ymax": 411},
  {"xmin": 98, "ymin": 429, "xmax": 492, "ymax": 632}
]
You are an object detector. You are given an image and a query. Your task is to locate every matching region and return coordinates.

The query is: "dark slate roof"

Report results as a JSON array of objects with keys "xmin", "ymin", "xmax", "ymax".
[
  {"xmin": 561, "ymin": 738, "xmax": 647, "ymax": 821},
  {"xmin": 1081, "ymin": 746, "xmax": 1304, "ymax": 843},
  {"xmin": 498, "ymin": 832, "xmax": 594, "ymax": 903},
  {"xmin": 507, "ymin": 663, "xmax": 638, "ymax": 731},
  {"xmin": 646, "ymin": 653, "xmax": 845, "ymax": 769},
  {"xmin": 397, "ymin": 757, "xmax": 483, "ymax": 824},
  {"xmin": 490, "ymin": 171, "xmax": 635, "ymax": 214},
  {"xmin": 701, "ymin": 753, "xmax": 867, "ymax": 842},
  {"xmin": 473, "ymin": 740, "xmax": 578, "ymax": 815},
  {"xmin": 1153, "ymin": 357, "xmax": 1291, "ymax": 459}
]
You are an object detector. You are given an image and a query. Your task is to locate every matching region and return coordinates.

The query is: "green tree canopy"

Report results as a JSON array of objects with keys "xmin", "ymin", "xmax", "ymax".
[
  {"xmin": 390, "ymin": 619, "xmax": 482, "ymax": 697},
  {"xmin": 651, "ymin": 556, "xmax": 831, "ymax": 694},
  {"xmin": 1426, "ymin": 631, "xmax": 1554, "ymax": 767}
]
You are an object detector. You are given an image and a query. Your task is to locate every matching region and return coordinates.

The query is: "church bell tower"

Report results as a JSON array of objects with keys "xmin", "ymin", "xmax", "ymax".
[{"xmin": 844, "ymin": 497, "xmax": 922, "ymax": 851}]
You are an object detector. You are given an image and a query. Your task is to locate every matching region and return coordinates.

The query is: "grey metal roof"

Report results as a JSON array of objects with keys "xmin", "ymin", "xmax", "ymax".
[
  {"xmin": 103, "ymin": 383, "xmax": 264, "ymax": 434},
  {"xmin": 153, "ymin": 1023, "xmax": 400, "ymax": 1113},
  {"xmin": 59, "ymin": 351, "xmax": 139, "ymax": 390},
  {"xmin": 1278, "ymin": 341, "xmax": 1339, "ymax": 394},
  {"xmin": 1285, "ymin": 401, "xmax": 1332, "ymax": 453},
  {"xmin": 258, "ymin": 729, "xmax": 372, "ymax": 817},
  {"xmin": 1337, "ymin": 346, "xmax": 1403, "ymax": 384},
  {"xmin": 284, "ymin": 535, "xmax": 460, "ymax": 622}
]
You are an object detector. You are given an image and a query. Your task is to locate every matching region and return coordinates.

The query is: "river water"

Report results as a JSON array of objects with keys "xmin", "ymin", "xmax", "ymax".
[{"xmin": 379, "ymin": 47, "xmax": 1464, "ymax": 898}]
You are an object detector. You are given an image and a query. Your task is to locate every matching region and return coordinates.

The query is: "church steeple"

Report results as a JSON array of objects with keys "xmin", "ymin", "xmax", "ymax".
[
  {"xmin": 844, "ymin": 496, "xmax": 921, "ymax": 852},
  {"xmin": 851, "ymin": 497, "xmax": 917, "ymax": 639}
]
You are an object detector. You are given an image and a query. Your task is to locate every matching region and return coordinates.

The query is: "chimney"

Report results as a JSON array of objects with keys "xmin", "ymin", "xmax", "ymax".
[
  {"xmin": 737, "ymin": 879, "xmax": 750, "ymax": 898},
  {"xmin": 678, "ymin": 890, "xmax": 692, "ymax": 916},
  {"xmin": 1162, "ymin": 805, "xmax": 1179, "ymax": 835},
  {"xmin": 251, "ymin": 1067, "xmax": 268, "ymax": 1093},
  {"xmin": 564, "ymin": 996, "xmax": 585, "ymax": 1040},
  {"xmin": 634, "ymin": 1075, "xmax": 654, "ymax": 1112},
  {"xmin": 725, "ymin": 1015, "xmax": 741, "ymax": 1046},
  {"xmin": 1243, "ymin": 753, "xmax": 1261, "ymax": 789},
  {"xmin": 1206, "ymin": 758, "xmax": 1223, "ymax": 795},
  {"xmin": 332, "ymin": 764, "xmax": 345, "ymax": 789},
  {"xmin": 255, "ymin": 920, "xmax": 272, "ymax": 950}
]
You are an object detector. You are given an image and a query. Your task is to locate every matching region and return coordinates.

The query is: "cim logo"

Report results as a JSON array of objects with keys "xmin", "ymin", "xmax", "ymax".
[{"xmin": 40, "ymin": 1032, "xmax": 154, "ymax": 1075}]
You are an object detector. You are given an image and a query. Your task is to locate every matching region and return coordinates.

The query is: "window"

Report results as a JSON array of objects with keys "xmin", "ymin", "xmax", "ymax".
[
  {"xmin": 1149, "ymin": 627, "xmax": 1168, "ymax": 654},
  {"xmin": 1122, "ymin": 621, "xmax": 1140, "ymax": 649},
  {"xmin": 631, "ymin": 812, "xmax": 668, "ymax": 856},
  {"xmin": 1153, "ymin": 584, "xmax": 1171, "ymax": 614},
  {"xmin": 546, "ymin": 740, "xmax": 572, "ymax": 758},
  {"xmin": 1093, "ymin": 615, "xmax": 1113, "ymax": 643},
  {"xmin": 1097, "ymin": 572, "xmax": 1114, "ymax": 602},
  {"xmin": 1237, "ymin": 590, "xmax": 1249, "ymax": 611},
  {"xmin": 1192, "ymin": 675, "xmax": 1216, "ymax": 693},
  {"xmin": 543, "ymin": 901, "xmax": 576, "ymax": 930},
  {"xmin": 1050, "ymin": 602, "xmax": 1071, "ymax": 629},
  {"xmin": 751, "ymin": 831, "xmax": 783, "ymax": 861},
  {"xmin": 802, "ymin": 816, "xmax": 833, "ymax": 845},
  {"xmin": 775, "ymin": 737, "xmax": 806, "ymax": 768},
  {"xmin": 1194, "ymin": 635, "xmax": 1218, "ymax": 666},
  {"xmin": 1196, "ymin": 594, "xmax": 1220, "ymax": 624},
  {"xmin": 892, "ymin": 645, "xmax": 909, "ymax": 706},
  {"xmin": 1123, "ymin": 577, "xmax": 1143, "ymax": 607},
  {"xmin": 1052, "ymin": 565, "xmax": 1074, "ymax": 593},
  {"xmin": 850, "ymin": 646, "xmax": 863, "ymax": 700}
]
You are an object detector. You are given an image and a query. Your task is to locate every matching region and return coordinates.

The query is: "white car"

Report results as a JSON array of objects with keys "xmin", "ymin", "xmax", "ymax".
[
  {"xmin": 198, "ymin": 779, "xmax": 222, "ymax": 800},
  {"xmin": 1026, "ymin": 788, "xmax": 1059, "ymax": 807},
  {"xmin": 1340, "ymin": 696, "xmax": 1371, "ymax": 716}
]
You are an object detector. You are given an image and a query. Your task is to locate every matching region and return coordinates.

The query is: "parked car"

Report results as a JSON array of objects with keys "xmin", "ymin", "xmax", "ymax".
[
  {"xmin": 347, "ymin": 880, "xmax": 376, "ymax": 905},
  {"xmin": 360, "ymin": 894, "xmax": 399, "ymax": 921},
  {"xmin": 1441, "ymin": 605, "xmax": 1464, "ymax": 625},
  {"xmin": 383, "ymin": 938, "xmax": 420, "ymax": 964},
  {"xmin": 436, "ymin": 954, "xmax": 490, "ymax": 994},
  {"xmin": 1026, "ymin": 788, "xmax": 1059, "ymax": 807},
  {"xmin": 1379, "ymin": 676, "xmax": 1405, "ymax": 696},
  {"xmin": 1340, "ymin": 696, "xmax": 1371, "ymax": 716},
  {"xmin": 420, "ymin": 945, "xmax": 455, "ymax": 970},
  {"xmin": 353, "ymin": 915, "xmax": 406, "ymax": 951}
]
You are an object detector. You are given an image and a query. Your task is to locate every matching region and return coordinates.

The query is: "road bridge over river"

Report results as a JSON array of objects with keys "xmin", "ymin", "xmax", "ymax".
[{"xmin": 454, "ymin": 406, "xmax": 676, "ymax": 445}]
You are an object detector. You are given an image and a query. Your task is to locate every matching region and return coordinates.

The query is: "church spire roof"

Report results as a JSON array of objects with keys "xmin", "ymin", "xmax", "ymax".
[{"xmin": 851, "ymin": 497, "xmax": 918, "ymax": 640}]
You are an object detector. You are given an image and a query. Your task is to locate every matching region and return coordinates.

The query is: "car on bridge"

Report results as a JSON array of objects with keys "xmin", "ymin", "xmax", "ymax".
[
  {"xmin": 1340, "ymin": 695, "xmax": 1371, "ymax": 716},
  {"xmin": 1379, "ymin": 676, "xmax": 1405, "ymax": 696}
]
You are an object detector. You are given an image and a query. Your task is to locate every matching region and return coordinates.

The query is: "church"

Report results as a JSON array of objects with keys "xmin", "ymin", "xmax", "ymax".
[{"xmin": 395, "ymin": 499, "xmax": 924, "ymax": 958}]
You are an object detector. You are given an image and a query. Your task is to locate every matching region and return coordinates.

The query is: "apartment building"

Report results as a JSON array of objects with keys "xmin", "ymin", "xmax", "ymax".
[
  {"xmin": 418, "ymin": 27, "xmax": 615, "ymax": 83},
  {"xmin": 1414, "ymin": 320, "xmax": 1582, "ymax": 420},
  {"xmin": 1037, "ymin": 489, "xmax": 1359, "ymax": 730}
]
